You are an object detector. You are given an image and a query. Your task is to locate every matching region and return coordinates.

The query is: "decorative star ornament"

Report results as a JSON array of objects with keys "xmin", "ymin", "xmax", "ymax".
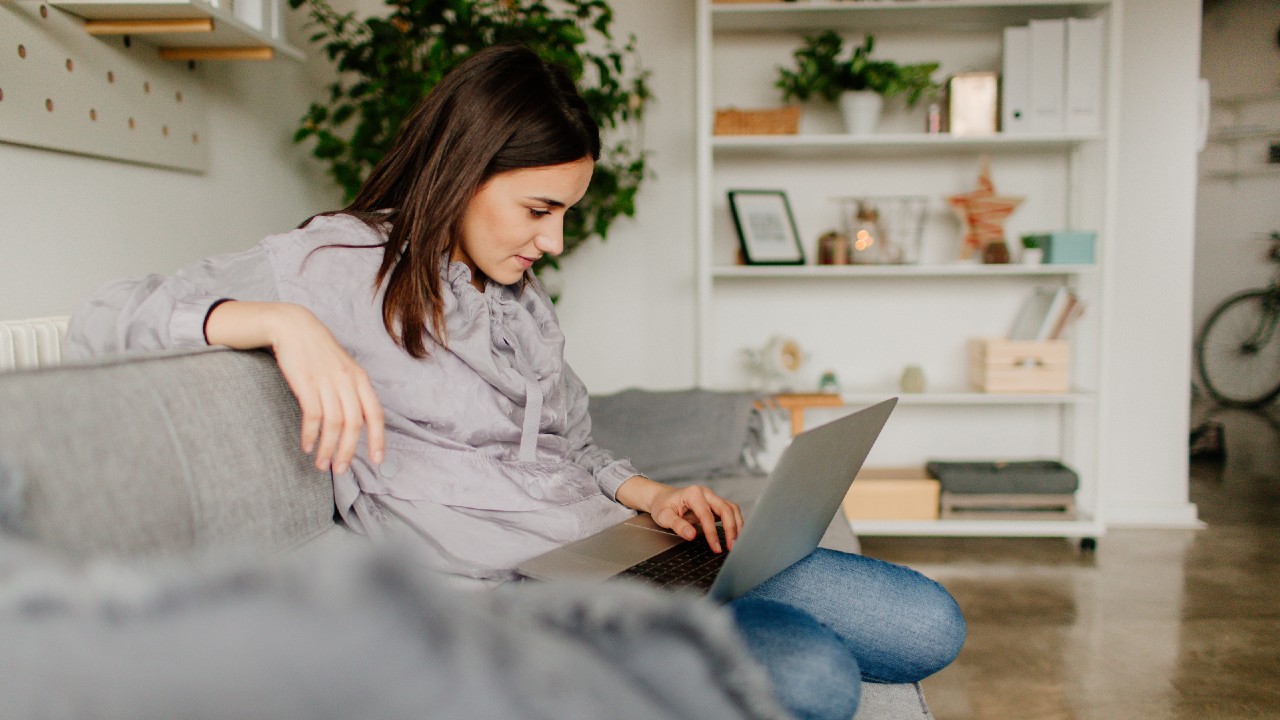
[{"xmin": 948, "ymin": 158, "xmax": 1024, "ymax": 259}]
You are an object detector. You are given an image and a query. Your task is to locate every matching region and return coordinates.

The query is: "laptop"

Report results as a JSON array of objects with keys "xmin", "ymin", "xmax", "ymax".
[{"xmin": 517, "ymin": 397, "xmax": 897, "ymax": 603}]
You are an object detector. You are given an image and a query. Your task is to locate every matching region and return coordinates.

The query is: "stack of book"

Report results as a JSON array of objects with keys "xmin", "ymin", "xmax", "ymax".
[{"xmin": 1009, "ymin": 286, "xmax": 1083, "ymax": 342}]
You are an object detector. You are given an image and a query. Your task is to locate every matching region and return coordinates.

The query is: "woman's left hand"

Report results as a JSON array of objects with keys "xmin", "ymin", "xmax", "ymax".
[{"xmin": 615, "ymin": 476, "xmax": 743, "ymax": 554}]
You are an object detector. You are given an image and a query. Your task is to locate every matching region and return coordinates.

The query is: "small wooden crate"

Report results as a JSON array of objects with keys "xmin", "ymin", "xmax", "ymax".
[
  {"xmin": 969, "ymin": 338, "xmax": 1070, "ymax": 393},
  {"xmin": 714, "ymin": 106, "xmax": 800, "ymax": 136},
  {"xmin": 843, "ymin": 468, "xmax": 941, "ymax": 521}
]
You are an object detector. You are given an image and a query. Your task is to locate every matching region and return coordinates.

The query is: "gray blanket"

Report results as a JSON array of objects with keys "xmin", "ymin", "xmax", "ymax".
[{"xmin": 0, "ymin": 535, "xmax": 789, "ymax": 720}]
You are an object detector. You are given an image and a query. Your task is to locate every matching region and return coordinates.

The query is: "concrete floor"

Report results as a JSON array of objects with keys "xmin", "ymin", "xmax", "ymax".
[{"xmin": 859, "ymin": 405, "xmax": 1280, "ymax": 720}]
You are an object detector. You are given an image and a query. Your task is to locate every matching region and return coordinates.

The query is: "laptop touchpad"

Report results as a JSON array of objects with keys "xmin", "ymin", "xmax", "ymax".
[{"xmin": 569, "ymin": 522, "xmax": 683, "ymax": 565}]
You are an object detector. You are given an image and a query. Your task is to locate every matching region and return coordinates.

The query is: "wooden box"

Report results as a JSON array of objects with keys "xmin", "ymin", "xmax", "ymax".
[
  {"xmin": 969, "ymin": 338, "xmax": 1070, "ymax": 393},
  {"xmin": 842, "ymin": 468, "xmax": 940, "ymax": 521},
  {"xmin": 714, "ymin": 106, "xmax": 800, "ymax": 136}
]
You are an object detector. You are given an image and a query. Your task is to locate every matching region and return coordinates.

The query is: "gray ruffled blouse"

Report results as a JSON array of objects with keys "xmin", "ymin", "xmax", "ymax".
[{"xmin": 66, "ymin": 214, "xmax": 639, "ymax": 582}]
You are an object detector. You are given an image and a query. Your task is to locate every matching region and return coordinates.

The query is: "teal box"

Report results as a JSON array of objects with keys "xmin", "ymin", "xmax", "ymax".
[{"xmin": 1023, "ymin": 231, "xmax": 1096, "ymax": 265}]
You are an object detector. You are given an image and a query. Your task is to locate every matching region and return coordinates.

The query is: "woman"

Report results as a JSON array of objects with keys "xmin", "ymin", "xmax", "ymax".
[{"xmin": 67, "ymin": 44, "xmax": 963, "ymax": 720}]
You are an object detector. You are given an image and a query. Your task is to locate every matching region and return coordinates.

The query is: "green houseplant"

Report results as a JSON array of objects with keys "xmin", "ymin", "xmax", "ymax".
[
  {"xmin": 289, "ymin": 0, "xmax": 651, "ymax": 271},
  {"xmin": 1020, "ymin": 235, "xmax": 1044, "ymax": 265},
  {"xmin": 776, "ymin": 31, "xmax": 938, "ymax": 135}
]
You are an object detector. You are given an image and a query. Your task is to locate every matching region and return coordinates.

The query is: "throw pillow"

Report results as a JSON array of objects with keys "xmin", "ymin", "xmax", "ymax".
[{"xmin": 588, "ymin": 388, "xmax": 766, "ymax": 483}]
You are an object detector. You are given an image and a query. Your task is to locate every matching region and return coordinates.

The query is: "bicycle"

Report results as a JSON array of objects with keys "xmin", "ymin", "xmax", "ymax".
[{"xmin": 1195, "ymin": 231, "xmax": 1280, "ymax": 408}]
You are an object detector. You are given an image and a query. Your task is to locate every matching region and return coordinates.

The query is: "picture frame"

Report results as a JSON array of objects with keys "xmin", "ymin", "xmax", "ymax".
[{"xmin": 727, "ymin": 190, "xmax": 805, "ymax": 265}]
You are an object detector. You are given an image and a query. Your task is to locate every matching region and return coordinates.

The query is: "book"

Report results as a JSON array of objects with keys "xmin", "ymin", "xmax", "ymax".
[
  {"xmin": 1008, "ymin": 286, "xmax": 1077, "ymax": 341},
  {"xmin": 1001, "ymin": 26, "xmax": 1032, "ymax": 134},
  {"xmin": 1028, "ymin": 18, "xmax": 1066, "ymax": 134},
  {"xmin": 1036, "ymin": 287, "xmax": 1072, "ymax": 341},
  {"xmin": 233, "ymin": 0, "xmax": 266, "ymax": 30},
  {"xmin": 1065, "ymin": 17, "xmax": 1105, "ymax": 135},
  {"xmin": 1008, "ymin": 287, "xmax": 1059, "ymax": 341},
  {"xmin": 1049, "ymin": 295, "xmax": 1085, "ymax": 340}
]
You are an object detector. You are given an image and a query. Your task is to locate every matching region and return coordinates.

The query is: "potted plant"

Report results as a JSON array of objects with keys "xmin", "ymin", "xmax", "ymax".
[
  {"xmin": 776, "ymin": 31, "xmax": 939, "ymax": 135},
  {"xmin": 288, "ymin": 0, "xmax": 651, "ymax": 273},
  {"xmin": 1020, "ymin": 235, "xmax": 1044, "ymax": 264}
]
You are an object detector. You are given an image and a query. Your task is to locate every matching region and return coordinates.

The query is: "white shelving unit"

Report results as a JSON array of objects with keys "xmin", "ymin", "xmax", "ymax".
[
  {"xmin": 695, "ymin": 0, "xmax": 1116, "ymax": 544},
  {"xmin": 1201, "ymin": 93, "xmax": 1280, "ymax": 182},
  {"xmin": 50, "ymin": 0, "xmax": 303, "ymax": 61},
  {"xmin": 837, "ymin": 391, "xmax": 1096, "ymax": 406}
]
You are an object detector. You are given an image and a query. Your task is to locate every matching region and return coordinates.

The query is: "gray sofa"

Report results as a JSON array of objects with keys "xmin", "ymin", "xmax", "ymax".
[{"xmin": 0, "ymin": 347, "xmax": 932, "ymax": 719}]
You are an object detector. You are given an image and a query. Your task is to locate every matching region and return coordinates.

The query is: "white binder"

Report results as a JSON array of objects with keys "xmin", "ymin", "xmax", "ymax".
[
  {"xmin": 1001, "ymin": 26, "xmax": 1032, "ymax": 134},
  {"xmin": 1065, "ymin": 16, "xmax": 1105, "ymax": 135},
  {"xmin": 1028, "ymin": 18, "xmax": 1066, "ymax": 134}
]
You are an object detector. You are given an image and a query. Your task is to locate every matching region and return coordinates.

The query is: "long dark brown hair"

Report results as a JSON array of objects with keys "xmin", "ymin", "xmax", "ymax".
[{"xmin": 326, "ymin": 43, "xmax": 600, "ymax": 358}]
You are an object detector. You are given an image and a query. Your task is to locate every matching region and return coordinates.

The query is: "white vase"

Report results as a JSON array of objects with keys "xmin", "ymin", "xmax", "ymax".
[{"xmin": 838, "ymin": 91, "xmax": 883, "ymax": 135}]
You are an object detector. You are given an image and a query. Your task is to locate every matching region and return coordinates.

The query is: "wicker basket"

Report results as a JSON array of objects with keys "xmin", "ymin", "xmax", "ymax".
[{"xmin": 713, "ymin": 106, "xmax": 801, "ymax": 136}]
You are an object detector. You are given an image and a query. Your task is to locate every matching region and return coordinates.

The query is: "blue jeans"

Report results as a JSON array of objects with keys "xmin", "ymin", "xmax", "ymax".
[{"xmin": 728, "ymin": 548, "xmax": 965, "ymax": 720}]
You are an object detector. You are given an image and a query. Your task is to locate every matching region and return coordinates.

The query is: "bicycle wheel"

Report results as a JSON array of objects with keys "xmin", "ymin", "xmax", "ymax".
[{"xmin": 1196, "ymin": 289, "xmax": 1280, "ymax": 407}]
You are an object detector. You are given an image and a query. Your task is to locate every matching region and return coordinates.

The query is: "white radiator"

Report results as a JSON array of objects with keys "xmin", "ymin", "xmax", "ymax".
[{"xmin": 0, "ymin": 316, "xmax": 70, "ymax": 371}]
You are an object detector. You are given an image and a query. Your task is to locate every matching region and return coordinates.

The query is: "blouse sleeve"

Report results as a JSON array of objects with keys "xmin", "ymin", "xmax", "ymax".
[
  {"xmin": 64, "ymin": 243, "xmax": 278, "ymax": 359},
  {"xmin": 562, "ymin": 362, "xmax": 645, "ymax": 502}
]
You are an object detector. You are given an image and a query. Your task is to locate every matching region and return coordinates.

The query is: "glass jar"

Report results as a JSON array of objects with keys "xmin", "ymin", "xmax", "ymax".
[{"xmin": 848, "ymin": 201, "xmax": 902, "ymax": 264}]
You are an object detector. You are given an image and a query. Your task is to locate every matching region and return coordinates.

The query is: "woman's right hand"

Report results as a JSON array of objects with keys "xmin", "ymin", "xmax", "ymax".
[{"xmin": 205, "ymin": 301, "xmax": 386, "ymax": 474}]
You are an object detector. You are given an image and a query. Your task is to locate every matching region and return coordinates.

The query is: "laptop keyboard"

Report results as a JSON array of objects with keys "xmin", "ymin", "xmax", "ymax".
[{"xmin": 616, "ymin": 528, "xmax": 729, "ymax": 592}]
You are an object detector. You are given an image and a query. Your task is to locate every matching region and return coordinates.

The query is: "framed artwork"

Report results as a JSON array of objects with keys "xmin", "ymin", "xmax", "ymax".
[{"xmin": 727, "ymin": 190, "xmax": 805, "ymax": 265}]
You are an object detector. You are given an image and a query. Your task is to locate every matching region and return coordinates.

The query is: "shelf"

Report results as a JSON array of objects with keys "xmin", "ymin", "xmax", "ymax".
[
  {"xmin": 50, "ymin": 0, "xmax": 303, "ymax": 61},
  {"xmin": 838, "ymin": 391, "xmax": 1096, "ymax": 406},
  {"xmin": 713, "ymin": 131, "xmax": 1100, "ymax": 157},
  {"xmin": 849, "ymin": 515, "xmax": 1104, "ymax": 538},
  {"xmin": 1202, "ymin": 165, "xmax": 1280, "ymax": 181},
  {"xmin": 1206, "ymin": 125, "xmax": 1280, "ymax": 143},
  {"xmin": 1210, "ymin": 92, "xmax": 1280, "ymax": 110},
  {"xmin": 711, "ymin": 264, "xmax": 1097, "ymax": 279},
  {"xmin": 711, "ymin": 0, "xmax": 1111, "ymax": 33}
]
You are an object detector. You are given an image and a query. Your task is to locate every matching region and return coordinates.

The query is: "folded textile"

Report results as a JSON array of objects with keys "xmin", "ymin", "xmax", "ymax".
[
  {"xmin": 925, "ymin": 460, "xmax": 1079, "ymax": 495},
  {"xmin": 0, "ymin": 538, "xmax": 787, "ymax": 720}
]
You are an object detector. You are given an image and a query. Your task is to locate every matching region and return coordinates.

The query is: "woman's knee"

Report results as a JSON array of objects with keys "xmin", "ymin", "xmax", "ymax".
[
  {"xmin": 803, "ymin": 549, "xmax": 965, "ymax": 684},
  {"xmin": 867, "ymin": 574, "xmax": 966, "ymax": 683},
  {"xmin": 731, "ymin": 598, "xmax": 861, "ymax": 720},
  {"xmin": 741, "ymin": 548, "xmax": 966, "ymax": 684},
  {"xmin": 919, "ymin": 577, "xmax": 966, "ymax": 674}
]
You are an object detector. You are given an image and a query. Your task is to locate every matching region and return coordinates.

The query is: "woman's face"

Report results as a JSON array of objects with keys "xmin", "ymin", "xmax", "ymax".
[{"xmin": 454, "ymin": 157, "xmax": 594, "ymax": 289}]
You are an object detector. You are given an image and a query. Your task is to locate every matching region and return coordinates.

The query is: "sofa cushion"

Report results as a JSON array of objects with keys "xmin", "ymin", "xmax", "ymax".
[
  {"xmin": 0, "ymin": 348, "xmax": 337, "ymax": 560},
  {"xmin": 0, "ymin": 460, "xmax": 22, "ymax": 535},
  {"xmin": 588, "ymin": 388, "xmax": 763, "ymax": 483}
]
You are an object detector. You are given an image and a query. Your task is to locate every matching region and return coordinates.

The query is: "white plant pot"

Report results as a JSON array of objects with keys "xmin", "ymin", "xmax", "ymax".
[
  {"xmin": 1020, "ymin": 247, "xmax": 1044, "ymax": 265},
  {"xmin": 838, "ymin": 91, "xmax": 883, "ymax": 135}
]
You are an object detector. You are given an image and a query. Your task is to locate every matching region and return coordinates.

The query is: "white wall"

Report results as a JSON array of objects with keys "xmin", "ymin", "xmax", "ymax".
[
  {"xmin": 1193, "ymin": 0, "xmax": 1280, "ymax": 364},
  {"xmin": 0, "ymin": 10, "xmax": 341, "ymax": 320},
  {"xmin": 552, "ymin": 0, "xmax": 698, "ymax": 393}
]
